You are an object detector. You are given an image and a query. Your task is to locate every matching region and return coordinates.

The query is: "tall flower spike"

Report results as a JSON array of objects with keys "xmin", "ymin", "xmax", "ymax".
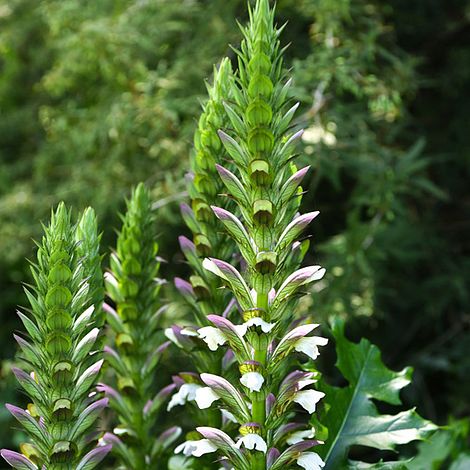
[
  {"xmin": 169, "ymin": 58, "xmax": 239, "ymax": 433},
  {"xmin": 1, "ymin": 203, "xmax": 110, "ymax": 470},
  {"xmin": 103, "ymin": 183, "xmax": 178, "ymax": 469},
  {"xmin": 183, "ymin": 1, "xmax": 327, "ymax": 469}
]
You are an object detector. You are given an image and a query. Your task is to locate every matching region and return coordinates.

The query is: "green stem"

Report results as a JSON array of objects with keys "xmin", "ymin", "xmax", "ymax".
[{"xmin": 252, "ymin": 289, "xmax": 269, "ymax": 470}]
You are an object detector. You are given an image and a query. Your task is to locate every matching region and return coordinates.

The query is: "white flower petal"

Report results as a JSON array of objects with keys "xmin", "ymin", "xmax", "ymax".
[
  {"xmin": 251, "ymin": 288, "xmax": 257, "ymax": 304},
  {"xmin": 175, "ymin": 439, "xmax": 217, "ymax": 457},
  {"xmin": 202, "ymin": 258, "xmax": 224, "ymax": 279},
  {"xmin": 221, "ymin": 409, "xmax": 237, "ymax": 423},
  {"xmin": 295, "ymin": 336, "xmax": 328, "ymax": 360},
  {"xmin": 236, "ymin": 434, "xmax": 267, "ymax": 453},
  {"xmin": 293, "ymin": 390, "xmax": 325, "ymax": 414},
  {"xmin": 298, "ymin": 378, "xmax": 317, "ymax": 390},
  {"xmin": 240, "ymin": 372, "xmax": 265, "ymax": 392},
  {"xmin": 181, "ymin": 328, "xmax": 199, "ymax": 337},
  {"xmin": 164, "ymin": 327, "xmax": 181, "ymax": 347},
  {"xmin": 244, "ymin": 317, "xmax": 275, "ymax": 333},
  {"xmin": 167, "ymin": 383, "xmax": 201, "ymax": 411},
  {"xmin": 198, "ymin": 326, "xmax": 227, "ymax": 351},
  {"xmin": 234, "ymin": 324, "xmax": 248, "ymax": 337},
  {"xmin": 195, "ymin": 387, "xmax": 220, "ymax": 409},
  {"xmin": 297, "ymin": 452, "xmax": 325, "ymax": 470},
  {"xmin": 286, "ymin": 429, "xmax": 315, "ymax": 445},
  {"xmin": 104, "ymin": 272, "xmax": 118, "ymax": 287}
]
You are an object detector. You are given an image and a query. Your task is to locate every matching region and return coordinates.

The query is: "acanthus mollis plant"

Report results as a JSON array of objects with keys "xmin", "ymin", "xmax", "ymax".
[
  {"xmin": 166, "ymin": 59, "xmax": 241, "ymax": 423},
  {"xmin": 174, "ymin": 1, "xmax": 330, "ymax": 469},
  {"xmin": 102, "ymin": 183, "xmax": 179, "ymax": 469},
  {"xmin": 0, "ymin": 203, "xmax": 111, "ymax": 470}
]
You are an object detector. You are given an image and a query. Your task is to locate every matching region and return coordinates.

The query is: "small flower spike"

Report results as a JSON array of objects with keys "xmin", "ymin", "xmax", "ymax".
[
  {"xmin": 2, "ymin": 203, "xmax": 110, "ymax": 470},
  {"xmin": 103, "ymin": 183, "xmax": 177, "ymax": 469}
]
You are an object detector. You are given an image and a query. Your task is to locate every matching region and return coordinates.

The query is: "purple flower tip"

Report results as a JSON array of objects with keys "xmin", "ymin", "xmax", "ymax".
[
  {"xmin": 174, "ymin": 277, "xmax": 194, "ymax": 296},
  {"xmin": 157, "ymin": 383, "xmax": 177, "ymax": 398},
  {"xmin": 11, "ymin": 367, "xmax": 28, "ymax": 380},
  {"xmin": 1, "ymin": 449, "xmax": 36, "ymax": 469},
  {"xmin": 178, "ymin": 235, "xmax": 196, "ymax": 252},
  {"xmin": 215, "ymin": 164, "xmax": 230, "ymax": 176},
  {"xmin": 211, "ymin": 206, "xmax": 231, "ymax": 219},
  {"xmin": 207, "ymin": 314, "xmax": 235, "ymax": 331},
  {"xmin": 156, "ymin": 341, "xmax": 171, "ymax": 355},
  {"xmin": 103, "ymin": 302, "xmax": 118, "ymax": 316},
  {"xmin": 217, "ymin": 129, "xmax": 229, "ymax": 140},
  {"xmin": 97, "ymin": 384, "xmax": 120, "ymax": 400},
  {"xmin": 79, "ymin": 445, "xmax": 112, "ymax": 467},
  {"xmin": 296, "ymin": 166, "xmax": 310, "ymax": 178},
  {"xmin": 267, "ymin": 447, "xmax": 281, "ymax": 467},
  {"xmin": 288, "ymin": 439, "xmax": 320, "ymax": 452},
  {"xmin": 179, "ymin": 203, "xmax": 192, "ymax": 215},
  {"xmin": 101, "ymin": 432, "xmax": 122, "ymax": 445}
]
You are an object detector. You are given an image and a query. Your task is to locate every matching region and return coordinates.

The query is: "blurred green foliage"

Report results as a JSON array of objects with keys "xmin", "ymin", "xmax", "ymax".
[{"xmin": 0, "ymin": 0, "xmax": 468, "ymax": 460}]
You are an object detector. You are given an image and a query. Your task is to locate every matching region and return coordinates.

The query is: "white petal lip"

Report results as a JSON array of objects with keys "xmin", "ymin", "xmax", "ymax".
[
  {"xmin": 181, "ymin": 328, "xmax": 198, "ymax": 337},
  {"xmin": 244, "ymin": 317, "xmax": 275, "ymax": 333},
  {"xmin": 198, "ymin": 326, "xmax": 227, "ymax": 351},
  {"xmin": 175, "ymin": 439, "xmax": 217, "ymax": 457},
  {"xmin": 297, "ymin": 452, "xmax": 325, "ymax": 470},
  {"xmin": 240, "ymin": 371, "xmax": 265, "ymax": 392},
  {"xmin": 167, "ymin": 383, "xmax": 201, "ymax": 411},
  {"xmin": 293, "ymin": 390, "xmax": 325, "ymax": 414},
  {"xmin": 286, "ymin": 429, "xmax": 315, "ymax": 445},
  {"xmin": 236, "ymin": 434, "xmax": 267, "ymax": 453},
  {"xmin": 295, "ymin": 336, "xmax": 329, "ymax": 360},
  {"xmin": 195, "ymin": 386, "xmax": 220, "ymax": 409}
]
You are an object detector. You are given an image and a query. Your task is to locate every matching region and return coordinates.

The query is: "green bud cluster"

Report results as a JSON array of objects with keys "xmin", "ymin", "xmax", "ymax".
[
  {"xmin": 191, "ymin": 58, "xmax": 234, "ymax": 247},
  {"xmin": 6, "ymin": 203, "xmax": 108, "ymax": 470},
  {"xmin": 104, "ymin": 183, "xmax": 175, "ymax": 469},
  {"xmin": 75, "ymin": 208, "xmax": 105, "ymax": 331}
]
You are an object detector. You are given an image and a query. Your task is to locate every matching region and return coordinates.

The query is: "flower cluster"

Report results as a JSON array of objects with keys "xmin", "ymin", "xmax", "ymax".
[
  {"xmin": 167, "ymin": 58, "xmax": 239, "ymax": 430},
  {"xmin": 102, "ymin": 183, "xmax": 178, "ymax": 469},
  {"xmin": 1, "ymin": 204, "xmax": 110, "ymax": 470},
  {"xmin": 174, "ymin": 1, "xmax": 328, "ymax": 469}
]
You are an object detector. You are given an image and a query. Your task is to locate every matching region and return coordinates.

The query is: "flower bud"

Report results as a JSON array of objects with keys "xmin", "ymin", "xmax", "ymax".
[
  {"xmin": 192, "ymin": 199, "xmax": 213, "ymax": 223},
  {"xmin": 249, "ymin": 159, "xmax": 272, "ymax": 185},
  {"xmin": 239, "ymin": 360, "xmax": 263, "ymax": 375},
  {"xmin": 46, "ymin": 331, "xmax": 71, "ymax": 355},
  {"xmin": 190, "ymin": 275, "xmax": 211, "ymax": 300},
  {"xmin": 248, "ymin": 73, "xmax": 274, "ymax": 98},
  {"xmin": 247, "ymin": 99, "xmax": 273, "ymax": 126},
  {"xmin": 248, "ymin": 53, "xmax": 271, "ymax": 75},
  {"xmin": 248, "ymin": 127, "xmax": 274, "ymax": 153},
  {"xmin": 239, "ymin": 422, "xmax": 262, "ymax": 436},
  {"xmin": 50, "ymin": 441, "xmax": 77, "ymax": 463},
  {"xmin": 52, "ymin": 398, "xmax": 73, "ymax": 422},
  {"xmin": 253, "ymin": 199, "xmax": 273, "ymax": 225},
  {"xmin": 255, "ymin": 251, "xmax": 277, "ymax": 274},
  {"xmin": 194, "ymin": 233, "xmax": 212, "ymax": 257},
  {"xmin": 242, "ymin": 308, "xmax": 265, "ymax": 321}
]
